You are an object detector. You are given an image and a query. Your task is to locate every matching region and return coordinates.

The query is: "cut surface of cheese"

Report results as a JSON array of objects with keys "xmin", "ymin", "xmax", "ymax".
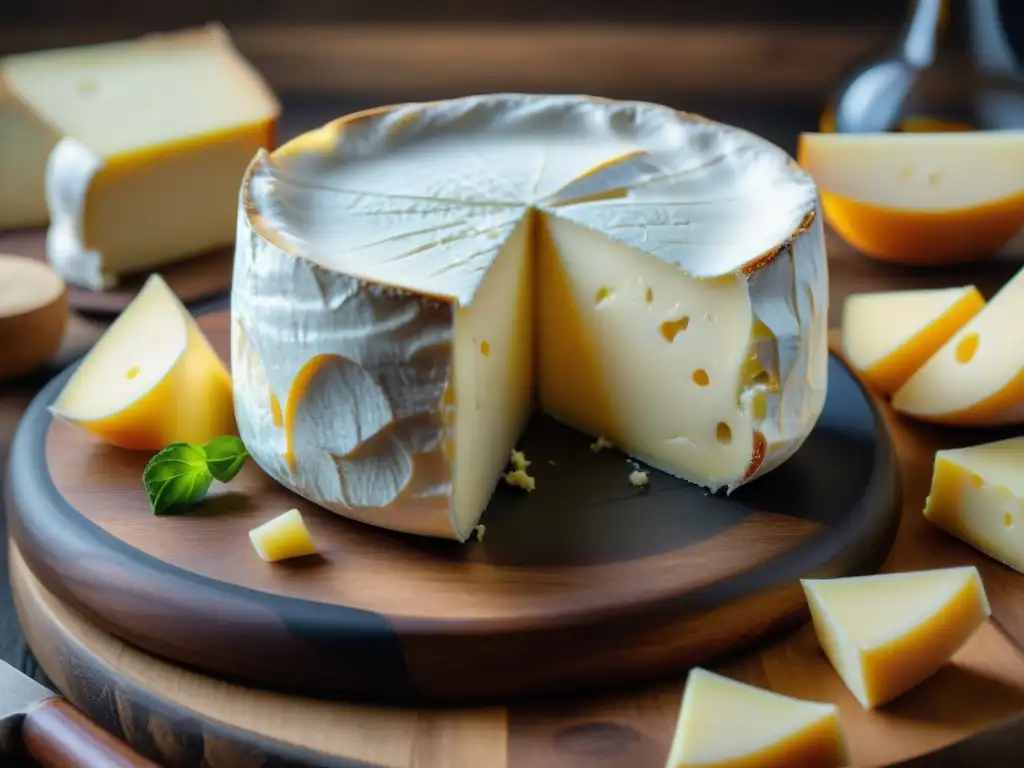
[
  {"xmin": 249, "ymin": 508, "xmax": 319, "ymax": 563},
  {"xmin": 925, "ymin": 437, "xmax": 1024, "ymax": 574},
  {"xmin": 0, "ymin": 24, "xmax": 279, "ymax": 287},
  {"xmin": 801, "ymin": 567, "xmax": 990, "ymax": 709},
  {"xmin": 841, "ymin": 286, "xmax": 985, "ymax": 395},
  {"xmin": 891, "ymin": 266, "xmax": 1024, "ymax": 426},
  {"xmin": 0, "ymin": 254, "xmax": 68, "ymax": 380},
  {"xmin": 665, "ymin": 668, "xmax": 849, "ymax": 768},
  {"xmin": 232, "ymin": 94, "xmax": 829, "ymax": 540},
  {"xmin": 51, "ymin": 274, "xmax": 235, "ymax": 450},
  {"xmin": 798, "ymin": 131, "xmax": 1024, "ymax": 264}
]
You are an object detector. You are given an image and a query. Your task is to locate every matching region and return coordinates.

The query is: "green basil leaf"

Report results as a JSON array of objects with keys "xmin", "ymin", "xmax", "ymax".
[
  {"xmin": 143, "ymin": 442, "xmax": 213, "ymax": 515},
  {"xmin": 203, "ymin": 435, "xmax": 250, "ymax": 483}
]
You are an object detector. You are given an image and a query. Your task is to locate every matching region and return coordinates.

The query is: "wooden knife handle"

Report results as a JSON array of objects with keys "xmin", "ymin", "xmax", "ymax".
[{"xmin": 22, "ymin": 697, "xmax": 160, "ymax": 768}]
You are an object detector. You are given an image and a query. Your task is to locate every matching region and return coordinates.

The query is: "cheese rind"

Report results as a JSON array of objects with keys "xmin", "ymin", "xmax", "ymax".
[
  {"xmin": 801, "ymin": 567, "xmax": 990, "ymax": 709},
  {"xmin": 841, "ymin": 286, "xmax": 985, "ymax": 395},
  {"xmin": 891, "ymin": 266, "xmax": 1024, "ymax": 426},
  {"xmin": 798, "ymin": 131, "xmax": 1024, "ymax": 264},
  {"xmin": 249, "ymin": 508, "xmax": 319, "ymax": 562},
  {"xmin": 51, "ymin": 274, "xmax": 235, "ymax": 450},
  {"xmin": 1, "ymin": 24, "xmax": 279, "ymax": 287},
  {"xmin": 924, "ymin": 437, "xmax": 1024, "ymax": 574},
  {"xmin": 232, "ymin": 94, "xmax": 829, "ymax": 540},
  {"xmin": 665, "ymin": 668, "xmax": 849, "ymax": 768}
]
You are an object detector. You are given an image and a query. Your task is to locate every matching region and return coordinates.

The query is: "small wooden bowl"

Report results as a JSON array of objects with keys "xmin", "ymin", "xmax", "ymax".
[{"xmin": 0, "ymin": 254, "xmax": 69, "ymax": 381}]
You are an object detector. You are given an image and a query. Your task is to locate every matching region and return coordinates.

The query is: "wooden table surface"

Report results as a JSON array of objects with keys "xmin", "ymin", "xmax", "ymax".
[{"xmin": 2, "ymin": 96, "xmax": 1023, "ymax": 767}]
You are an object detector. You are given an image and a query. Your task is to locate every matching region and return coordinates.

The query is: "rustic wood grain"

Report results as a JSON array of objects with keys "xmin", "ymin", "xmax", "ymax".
[
  {"xmin": 0, "ymin": 229, "xmax": 234, "ymax": 316},
  {"xmin": 22, "ymin": 697, "xmax": 161, "ymax": 768},
  {"xmin": 7, "ymin": 307, "xmax": 899, "ymax": 699}
]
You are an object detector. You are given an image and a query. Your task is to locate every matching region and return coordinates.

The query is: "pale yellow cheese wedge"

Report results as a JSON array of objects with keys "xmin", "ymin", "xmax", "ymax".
[
  {"xmin": 50, "ymin": 274, "xmax": 235, "ymax": 450},
  {"xmin": 925, "ymin": 437, "xmax": 1024, "ymax": 573},
  {"xmin": 801, "ymin": 567, "xmax": 990, "ymax": 709},
  {"xmin": 798, "ymin": 131, "xmax": 1024, "ymax": 264},
  {"xmin": 249, "ymin": 508, "xmax": 319, "ymax": 563},
  {"xmin": 891, "ymin": 266, "xmax": 1024, "ymax": 426},
  {"xmin": 666, "ymin": 668, "xmax": 849, "ymax": 768},
  {"xmin": 0, "ymin": 254, "xmax": 68, "ymax": 381},
  {"xmin": 841, "ymin": 286, "xmax": 985, "ymax": 395}
]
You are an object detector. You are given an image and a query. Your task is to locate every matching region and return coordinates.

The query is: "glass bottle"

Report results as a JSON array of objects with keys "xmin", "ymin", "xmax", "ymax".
[{"xmin": 821, "ymin": 0, "xmax": 1024, "ymax": 132}]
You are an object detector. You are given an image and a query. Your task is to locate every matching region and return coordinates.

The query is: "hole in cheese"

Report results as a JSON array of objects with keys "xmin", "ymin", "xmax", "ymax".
[
  {"xmin": 716, "ymin": 422, "xmax": 732, "ymax": 445},
  {"xmin": 594, "ymin": 287, "xmax": 614, "ymax": 306},
  {"xmin": 955, "ymin": 332, "xmax": 979, "ymax": 364},
  {"xmin": 645, "ymin": 287, "xmax": 654, "ymax": 304},
  {"xmin": 1004, "ymin": 511, "xmax": 1014, "ymax": 529},
  {"xmin": 125, "ymin": 365, "xmax": 141, "ymax": 380},
  {"xmin": 660, "ymin": 316, "xmax": 690, "ymax": 342},
  {"xmin": 480, "ymin": 340, "xmax": 490, "ymax": 356},
  {"xmin": 692, "ymin": 369, "xmax": 709, "ymax": 387},
  {"xmin": 969, "ymin": 473, "xmax": 983, "ymax": 488}
]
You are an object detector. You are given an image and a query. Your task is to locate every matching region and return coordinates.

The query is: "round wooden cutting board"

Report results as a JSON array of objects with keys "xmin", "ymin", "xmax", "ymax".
[
  {"xmin": 7, "ymin": 310, "xmax": 902, "ymax": 701},
  {"xmin": 0, "ymin": 228, "xmax": 233, "ymax": 314}
]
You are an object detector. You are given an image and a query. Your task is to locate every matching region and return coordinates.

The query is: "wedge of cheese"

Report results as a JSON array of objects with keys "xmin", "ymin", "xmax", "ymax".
[
  {"xmin": 841, "ymin": 286, "xmax": 985, "ymax": 395},
  {"xmin": 802, "ymin": 567, "xmax": 990, "ymax": 709},
  {"xmin": 232, "ymin": 94, "xmax": 829, "ymax": 540},
  {"xmin": 924, "ymin": 437, "xmax": 1024, "ymax": 573},
  {"xmin": 249, "ymin": 508, "xmax": 319, "ymax": 562},
  {"xmin": 666, "ymin": 668, "xmax": 849, "ymax": 768},
  {"xmin": 0, "ymin": 25, "xmax": 279, "ymax": 286},
  {"xmin": 798, "ymin": 131, "xmax": 1024, "ymax": 264},
  {"xmin": 0, "ymin": 254, "xmax": 68, "ymax": 380},
  {"xmin": 51, "ymin": 274, "xmax": 235, "ymax": 450},
  {"xmin": 892, "ymin": 266, "xmax": 1024, "ymax": 426}
]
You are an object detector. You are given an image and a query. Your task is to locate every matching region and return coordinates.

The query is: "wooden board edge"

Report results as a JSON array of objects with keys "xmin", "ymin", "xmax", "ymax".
[{"xmin": 0, "ymin": 23, "xmax": 888, "ymax": 99}]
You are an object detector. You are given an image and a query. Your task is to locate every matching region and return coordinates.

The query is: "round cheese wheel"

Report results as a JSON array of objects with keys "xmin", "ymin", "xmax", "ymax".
[{"xmin": 0, "ymin": 254, "xmax": 69, "ymax": 381}]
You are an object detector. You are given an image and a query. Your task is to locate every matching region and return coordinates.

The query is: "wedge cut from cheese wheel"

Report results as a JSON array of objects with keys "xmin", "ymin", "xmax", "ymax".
[
  {"xmin": 0, "ymin": 254, "xmax": 69, "ymax": 381},
  {"xmin": 841, "ymin": 285, "xmax": 985, "ymax": 395},
  {"xmin": 0, "ymin": 24, "xmax": 279, "ymax": 288},
  {"xmin": 51, "ymin": 274, "xmax": 235, "ymax": 450},
  {"xmin": 798, "ymin": 131, "xmax": 1024, "ymax": 264},
  {"xmin": 924, "ymin": 437, "xmax": 1024, "ymax": 574},
  {"xmin": 801, "ymin": 567, "xmax": 990, "ymax": 709},
  {"xmin": 665, "ymin": 668, "xmax": 849, "ymax": 768},
  {"xmin": 891, "ymin": 266, "xmax": 1024, "ymax": 426},
  {"xmin": 249, "ymin": 509, "xmax": 319, "ymax": 563},
  {"xmin": 232, "ymin": 94, "xmax": 829, "ymax": 541}
]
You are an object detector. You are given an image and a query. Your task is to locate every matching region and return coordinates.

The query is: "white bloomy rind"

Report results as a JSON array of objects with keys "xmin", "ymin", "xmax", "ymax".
[{"xmin": 232, "ymin": 94, "xmax": 829, "ymax": 541}]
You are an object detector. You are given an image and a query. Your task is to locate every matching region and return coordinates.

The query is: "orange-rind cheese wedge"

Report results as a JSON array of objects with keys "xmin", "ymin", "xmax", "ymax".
[
  {"xmin": 841, "ymin": 285, "xmax": 985, "ymax": 395},
  {"xmin": 50, "ymin": 274, "xmax": 235, "ymax": 450},
  {"xmin": 798, "ymin": 131, "xmax": 1024, "ymax": 265}
]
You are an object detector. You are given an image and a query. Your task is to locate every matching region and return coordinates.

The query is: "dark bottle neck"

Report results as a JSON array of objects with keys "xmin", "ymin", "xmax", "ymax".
[{"xmin": 900, "ymin": 0, "xmax": 1019, "ymax": 71}]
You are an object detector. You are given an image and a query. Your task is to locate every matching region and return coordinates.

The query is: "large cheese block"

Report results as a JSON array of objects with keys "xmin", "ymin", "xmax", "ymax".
[
  {"xmin": 924, "ymin": 436, "xmax": 1024, "ymax": 573},
  {"xmin": 232, "ymin": 94, "xmax": 829, "ymax": 541},
  {"xmin": 51, "ymin": 274, "xmax": 236, "ymax": 450},
  {"xmin": 841, "ymin": 285, "xmax": 985, "ymax": 395},
  {"xmin": 0, "ymin": 25, "xmax": 279, "ymax": 287},
  {"xmin": 798, "ymin": 131, "xmax": 1024, "ymax": 264},
  {"xmin": 665, "ymin": 668, "xmax": 849, "ymax": 768},
  {"xmin": 802, "ymin": 567, "xmax": 990, "ymax": 709},
  {"xmin": 892, "ymin": 265, "xmax": 1024, "ymax": 426}
]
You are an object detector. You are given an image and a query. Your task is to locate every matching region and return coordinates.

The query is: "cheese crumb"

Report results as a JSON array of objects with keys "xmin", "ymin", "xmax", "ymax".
[
  {"xmin": 475, "ymin": 524, "xmax": 486, "ymax": 542},
  {"xmin": 510, "ymin": 448, "xmax": 531, "ymax": 471},
  {"xmin": 504, "ymin": 469, "xmax": 536, "ymax": 492},
  {"xmin": 629, "ymin": 470, "xmax": 650, "ymax": 488},
  {"xmin": 590, "ymin": 436, "xmax": 613, "ymax": 452}
]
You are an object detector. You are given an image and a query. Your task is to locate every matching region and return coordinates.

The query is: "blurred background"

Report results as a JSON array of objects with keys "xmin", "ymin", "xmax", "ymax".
[{"xmin": 3, "ymin": 1, "xmax": 1022, "ymax": 156}]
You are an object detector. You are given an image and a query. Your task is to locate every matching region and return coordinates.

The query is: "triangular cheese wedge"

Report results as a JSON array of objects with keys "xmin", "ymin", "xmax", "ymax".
[
  {"xmin": 801, "ymin": 567, "xmax": 990, "ymax": 709},
  {"xmin": 925, "ymin": 436, "xmax": 1024, "ymax": 574},
  {"xmin": 666, "ymin": 668, "xmax": 849, "ymax": 768},
  {"xmin": 798, "ymin": 131, "xmax": 1024, "ymax": 264},
  {"xmin": 50, "ymin": 274, "xmax": 236, "ymax": 450},
  {"xmin": 891, "ymin": 266, "xmax": 1024, "ymax": 426},
  {"xmin": 841, "ymin": 286, "xmax": 985, "ymax": 394}
]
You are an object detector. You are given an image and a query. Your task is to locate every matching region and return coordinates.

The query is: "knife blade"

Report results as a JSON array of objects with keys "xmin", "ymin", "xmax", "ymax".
[{"xmin": 0, "ymin": 659, "xmax": 160, "ymax": 767}]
